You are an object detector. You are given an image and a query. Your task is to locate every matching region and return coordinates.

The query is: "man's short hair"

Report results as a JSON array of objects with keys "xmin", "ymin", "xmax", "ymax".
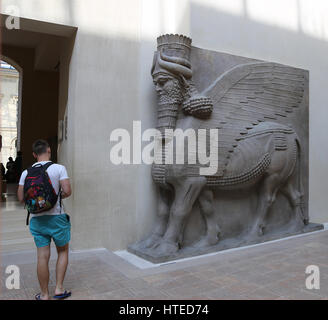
[{"xmin": 32, "ymin": 139, "xmax": 50, "ymax": 155}]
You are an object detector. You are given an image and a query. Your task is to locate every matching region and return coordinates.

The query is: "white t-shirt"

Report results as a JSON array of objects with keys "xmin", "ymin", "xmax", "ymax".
[{"xmin": 19, "ymin": 161, "xmax": 69, "ymax": 217}]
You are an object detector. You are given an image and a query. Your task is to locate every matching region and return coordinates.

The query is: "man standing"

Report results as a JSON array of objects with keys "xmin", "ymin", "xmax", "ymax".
[
  {"xmin": 17, "ymin": 139, "xmax": 72, "ymax": 300},
  {"xmin": 14, "ymin": 151, "xmax": 23, "ymax": 183}
]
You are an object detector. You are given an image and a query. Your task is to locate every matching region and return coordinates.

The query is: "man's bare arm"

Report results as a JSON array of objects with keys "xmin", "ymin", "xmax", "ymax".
[
  {"xmin": 60, "ymin": 178, "xmax": 71, "ymax": 199},
  {"xmin": 17, "ymin": 185, "xmax": 24, "ymax": 203}
]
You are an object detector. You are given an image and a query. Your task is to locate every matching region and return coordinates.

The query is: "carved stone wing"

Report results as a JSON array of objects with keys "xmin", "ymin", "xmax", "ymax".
[{"xmin": 201, "ymin": 62, "xmax": 306, "ymax": 177}]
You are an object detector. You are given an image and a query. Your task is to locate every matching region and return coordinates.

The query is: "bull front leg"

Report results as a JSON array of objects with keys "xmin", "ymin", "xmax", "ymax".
[{"xmin": 153, "ymin": 176, "xmax": 207, "ymax": 257}]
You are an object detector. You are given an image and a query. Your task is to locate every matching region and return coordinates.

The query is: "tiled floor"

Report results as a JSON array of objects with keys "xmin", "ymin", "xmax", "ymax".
[
  {"xmin": 1, "ymin": 184, "xmax": 35, "ymax": 252},
  {"xmin": 1, "ymin": 229, "xmax": 328, "ymax": 300}
]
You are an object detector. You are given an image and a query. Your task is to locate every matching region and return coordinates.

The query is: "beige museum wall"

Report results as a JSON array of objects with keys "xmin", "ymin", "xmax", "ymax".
[
  {"xmin": 52, "ymin": 0, "xmax": 142, "ymax": 250},
  {"xmin": 1, "ymin": 0, "xmax": 326, "ymax": 252}
]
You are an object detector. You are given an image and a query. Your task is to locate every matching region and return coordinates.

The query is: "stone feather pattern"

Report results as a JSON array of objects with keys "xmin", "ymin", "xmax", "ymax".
[{"xmin": 200, "ymin": 62, "xmax": 306, "ymax": 177}]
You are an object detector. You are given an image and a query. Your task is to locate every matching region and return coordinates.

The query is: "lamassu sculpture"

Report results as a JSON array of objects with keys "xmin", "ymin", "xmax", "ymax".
[{"xmin": 128, "ymin": 34, "xmax": 322, "ymax": 262}]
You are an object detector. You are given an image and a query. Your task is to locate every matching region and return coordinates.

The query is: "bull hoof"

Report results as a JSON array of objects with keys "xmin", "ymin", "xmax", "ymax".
[
  {"xmin": 258, "ymin": 224, "xmax": 266, "ymax": 236},
  {"xmin": 249, "ymin": 225, "xmax": 265, "ymax": 238},
  {"xmin": 192, "ymin": 234, "xmax": 220, "ymax": 249},
  {"xmin": 137, "ymin": 234, "xmax": 162, "ymax": 249},
  {"xmin": 289, "ymin": 219, "xmax": 305, "ymax": 233},
  {"xmin": 152, "ymin": 240, "xmax": 179, "ymax": 256}
]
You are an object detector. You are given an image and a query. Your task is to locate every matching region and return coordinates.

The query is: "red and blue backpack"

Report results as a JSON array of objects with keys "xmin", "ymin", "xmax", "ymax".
[{"xmin": 23, "ymin": 162, "xmax": 61, "ymax": 225}]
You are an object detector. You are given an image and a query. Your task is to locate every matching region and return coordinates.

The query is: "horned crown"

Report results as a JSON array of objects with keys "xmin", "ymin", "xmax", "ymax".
[{"xmin": 152, "ymin": 34, "xmax": 192, "ymax": 79}]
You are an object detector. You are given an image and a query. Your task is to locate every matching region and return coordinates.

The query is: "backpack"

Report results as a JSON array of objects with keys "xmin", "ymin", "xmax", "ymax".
[{"xmin": 23, "ymin": 162, "xmax": 61, "ymax": 225}]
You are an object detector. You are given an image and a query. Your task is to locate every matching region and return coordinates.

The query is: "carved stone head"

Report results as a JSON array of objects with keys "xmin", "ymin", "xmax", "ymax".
[{"xmin": 151, "ymin": 34, "xmax": 213, "ymax": 134}]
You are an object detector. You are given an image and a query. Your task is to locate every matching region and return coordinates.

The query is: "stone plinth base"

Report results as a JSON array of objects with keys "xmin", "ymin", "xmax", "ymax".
[{"xmin": 128, "ymin": 223, "xmax": 324, "ymax": 264}]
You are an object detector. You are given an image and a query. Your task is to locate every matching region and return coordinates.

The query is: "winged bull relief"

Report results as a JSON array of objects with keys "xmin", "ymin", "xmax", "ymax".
[{"xmin": 128, "ymin": 34, "xmax": 323, "ymax": 262}]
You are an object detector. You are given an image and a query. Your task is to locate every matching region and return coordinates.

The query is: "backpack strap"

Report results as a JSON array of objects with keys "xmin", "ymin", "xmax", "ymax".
[
  {"xmin": 26, "ymin": 211, "xmax": 30, "ymax": 226},
  {"xmin": 59, "ymin": 186, "xmax": 63, "ymax": 214},
  {"xmin": 42, "ymin": 161, "xmax": 54, "ymax": 170}
]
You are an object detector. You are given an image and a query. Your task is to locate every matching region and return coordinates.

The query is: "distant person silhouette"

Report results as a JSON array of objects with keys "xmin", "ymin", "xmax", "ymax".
[
  {"xmin": 14, "ymin": 151, "xmax": 23, "ymax": 182},
  {"xmin": 5, "ymin": 157, "xmax": 16, "ymax": 183},
  {"xmin": 0, "ymin": 163, "xmax": 5, "ymax": 179}
]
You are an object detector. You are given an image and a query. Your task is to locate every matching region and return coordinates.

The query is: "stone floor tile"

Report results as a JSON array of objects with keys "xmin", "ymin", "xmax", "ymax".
[
  {"xmin": 284, "ymin": 289, "xmax": 322, "ymax": 300},
  {"xmin": 206, "ymin": 287, "xmax": 245, "ymax": 300},
  {"xmin": 241, "ymin": 287, "xmax": 282, "ymax": 300},
  {"xmin": 225, "ymin": 281, "xmax": 260, "ymax": 295},
  {"xmin": 210, "ymin": 275, "xmax": 240, "ymax": 287}
]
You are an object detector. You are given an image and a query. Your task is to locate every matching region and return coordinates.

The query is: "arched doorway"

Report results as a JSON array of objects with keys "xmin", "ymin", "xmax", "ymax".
[
  {"xmin": 0, "ymin": 57, "xmax": 31, "ymax": 252},
  {"xmin": 0, "ymin": 58, "xmax": 22, "ymax": 187}
]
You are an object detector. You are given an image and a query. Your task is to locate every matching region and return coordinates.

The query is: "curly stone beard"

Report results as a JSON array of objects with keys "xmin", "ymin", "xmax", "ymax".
[{"xmin": 156, "ymin": 78, "xmax": 184, "ymax": 138}]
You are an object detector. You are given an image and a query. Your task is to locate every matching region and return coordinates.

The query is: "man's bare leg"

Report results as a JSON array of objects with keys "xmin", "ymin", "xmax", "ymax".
[
  {"xmin": 55, "ymin": 243, "xmax": 69, "ymax": 295},
  {"xmin": 36, "ymin": 245, "xmax": 51, "ymax": 300}
]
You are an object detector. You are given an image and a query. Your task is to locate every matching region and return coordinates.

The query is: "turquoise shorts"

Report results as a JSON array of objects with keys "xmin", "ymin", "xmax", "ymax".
[{"xmin": 29, "ymin": 214, "xmax": 71, "ymax": 248}]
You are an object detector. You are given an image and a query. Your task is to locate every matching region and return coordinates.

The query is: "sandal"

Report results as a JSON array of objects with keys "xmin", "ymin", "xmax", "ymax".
[
  {"xmin": 35, "ymin": 293, "xmax": 42, "ymax": 300},
  {"xmin": 53, "ymin": 290, "xmax": 71, "ymax": 300}
]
